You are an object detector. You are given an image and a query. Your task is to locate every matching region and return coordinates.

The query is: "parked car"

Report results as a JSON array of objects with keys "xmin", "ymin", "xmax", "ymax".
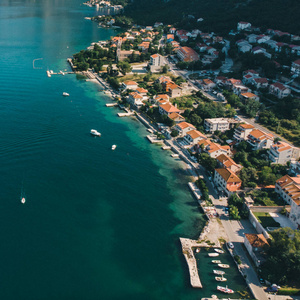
[{"xmin": 227, "ymin": 242, "xmax": 234, "ymax": 249}]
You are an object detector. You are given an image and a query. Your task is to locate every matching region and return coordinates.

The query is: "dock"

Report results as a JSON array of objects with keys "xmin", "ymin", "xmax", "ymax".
[
  {"xmin": 147, "ymin": 135, "xmax": 163, "ymax": 144},
  {"xmin": 188, "ymin": 182, "xmax": 202, "ymax": 201},
  {"xmin": 106, "ymin": 103, "xmax": 118, "ymax": 107},
  {"xmin": 118, "ymin": 112, "xmax": 135, "ymax": 117},
  {"xmin": 179, "ymin": 238, "xmax": 202, "ymax": 288},
  {"xmin": 161, "ymin": 146, "xmax": 171, "ymax": 150}
]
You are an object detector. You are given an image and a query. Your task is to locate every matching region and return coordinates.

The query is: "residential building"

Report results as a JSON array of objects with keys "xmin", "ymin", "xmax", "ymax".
[
  {"xmin": 251, "ymin": 77, "xmax": 268, "ymax": 89},
  {"xmin": 240, "ymin": 92, "xmax": 260, "ymax": 102},
  {"xmin": 244, "ymin": 234, "xmax": 269, "ymax": 267},
  {"xmin": 233, "ymin": 123, "xmax": 255, "ymax": 142},
  {"xmin": 290, "ymin": 161, "xmax": 300, "ymax": 176},
  {"xmin": 268, "ymin": 141, "xmax": 300, "ymax": 164},
  {"xmin": 149, "ymin": 54, "xmax": 165, "ymax": 72},
  {"xmin": 184, "ymin": 130, "xmax": 206, "ymax": 145},
  {"xmin": 232, "ymin": 84, "xmax": 250, "ymax": 96},
  {"xmin": 252, "ymin": 46, "xmax": 272, "ymax": 58},
  {"xmin": 165, "ymin": 81, "xmax": 182, "ymax": 98},
  {"xmin": 201, "ymin": 79, "xmax": 216, "ymax": 91},
  {"xmin": 177, "ymin": 46, "xmax": 200, "ymax": 62},
  {"xmin": 269, "ymin": 82, "xmax": 291, "ymax": 99},
  {"xmin": 128, "ymin": 92, "xmax": 144, "ymax": 108},
  {"xmin": 216, "ymin": 154, "xmax": 242, "ymax": 173},
  {"xmin": 291, "ymin": 59, "xmax": 300, "ymax": 75},
  {"xmin": 214, "ymin": 168, "xmax": 242, "ymax": 195},
  {"xmin": 158, "ymin": 102, "xmax": 180, "ymax": 116},
  {"xmin": 117, "ymin": 50, "xmax": 141, "ymax": 61},
  {"xmin": 204, "ymin": 118, "xmax": 230, "ymax": 133},
  {"xmin": 237, "ymin": 21, "xmax": 252, "ymax": 31},
  {"xmin": 175, "ymin": 122, "xmax": 196, "ymax": 136},
  {"xmin": 138, "ymin": 41, "xmax": 150, "ymax": 52},
  {"xmin": 198, "ymin": 140, "xmax": 231, "ymax": 158},
  {"xmin": 154, "ymin": 94, "xmax": 169, "ymax": 104},
  {"xmin": 236, "ymin": 40, "xmax": 252, "ymax": 53},
  {"xmin": 135, "ymin": 87, "xmax": 148, "ymax": 97},
  {"xmin": 247, "ymin": 129, "xmax": 274, "ymax": 150},
  {"xmin": 168, "ymin": 112, "xmax": 185, "ymax": 123},
  {"xmin": 122, "ymin": 80, "xmax": 138, "ymax": 90},
  {"xmin": 275, "ymin": 175, "xmax": 300, "ymax": 228}
]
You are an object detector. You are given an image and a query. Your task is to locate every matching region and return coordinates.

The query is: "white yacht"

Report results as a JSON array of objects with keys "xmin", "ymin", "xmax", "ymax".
[
  {"xmin": 63, "ymin": 92, "xmax": 69, "ymax": 97},
  {"xmin": 112, "ymin": 145, "xmax": 117, "ymax": 150},
  {"xmin": 90, "ymin": 129, "xmax": 101, "ymax": 136},
  {"xmin": 21, "ymin": 197, "xmax": 26, "ymax": 204}
]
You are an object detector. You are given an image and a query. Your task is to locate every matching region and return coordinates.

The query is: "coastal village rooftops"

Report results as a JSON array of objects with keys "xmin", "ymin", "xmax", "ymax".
[
  {"xmin": 129, "ymin": 92, "xmax": 143, "ymax": 99},
  {"xmin": 244, "ymin": 234, "xmax": 269, "ymax": 248},
  {"xmin": 248, "ymin": 129, "xmax": 273, "ymax": 141},
  {"xmin": 123, "ymin": 80, "xmax": 138, "ymax": 86},
  {"xmin": 216, "ymin": 154, "xmax": 239, "ymax": 169},
  {"xmin": 239, "ymin": 123, "xmax": 255, "ymax": 129},
  {"xmin": 155, "ymin": 94, "xmax": 169, "ymax": 101},
  {"xmin": 253, "ymin": 77, "xmax": 268, "ymax": 83},
  {"xmin": 270, "ymin": 141, "xmax": 292, "ymax": 152},
  {"xmin": 277, "ymin": 175, "xmax": 300, "ymax": 187},
  {"xmin": 176, "ymin": 122, "xmax": 196, "ymax": 130},
  {"xmin": 159, "ymin": 102, "xmax": 180, "ymax": 114},
  {"xmin": 203, "ymin": 78, "xmax": 215, "ymax": 85},
  {"xmin": 215, "ymin": 168, "xmax": 242, "ymax": 183},
  {"xmin": 168, "ymin": 112, "xmax": 185, "ymax": 121},
  {"xmin": 271, "ymin": 82, "xmax": 288, "ymax": 90},
  {"xmin": 186, "ymin": 130, "xmax": 206, "ymax": 140},
  {"xmin": 136, "ymin": 87, "xmax": 148, "ymax": 94},
  {"xmin": 241, "ymin": 92, "xmax": 258, "ymax": 98}
]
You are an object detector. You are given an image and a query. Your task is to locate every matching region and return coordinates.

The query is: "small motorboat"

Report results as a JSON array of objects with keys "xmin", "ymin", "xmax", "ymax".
[
  {"xmin": 63, "ymin": 92, "xmax": 69, "ymax": 96},
  {"xmin": 213, "ymin": 270, "xmax": 225, "ymax": 275},
  {"xmin": 214, "ymin": 248, "xmax": 225, "ymax": 254},
  {"xmin": 90, "ymin": 129, "xmax": 101, "ymax": 136},
  {"xmin": 208, "ymin": 253, "xmax": 219, "ymax": 257},
  {"xmin": 212, "ymin": 260, "xmax": 222, "ymax": 264},
  {"xmin": 21, "ymin": 197, "xmax": 26, "ymax": 204},
  {"xmin": 195, "ymin": 248, "xmax": 200, "ymax": 253},
  {"xmin": 218, "ymin": 264, "xmax": 230, "ymax": 268},
  {"xmin": 112, "ymin": 145, "xmax": 117, "ymax": 150},
  {"xmin": 215, "ymin": 275, "xmax": 227, "ymax": 282},
  {"xmin": 217, "ymin": 285, "xmax": 234, "ymax": 294}
]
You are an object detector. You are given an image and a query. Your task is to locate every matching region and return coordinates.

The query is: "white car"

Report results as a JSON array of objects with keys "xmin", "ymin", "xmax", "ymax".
[{"xmin": 228, "ymin": 242, "xmax": 234, "ymax": 249}]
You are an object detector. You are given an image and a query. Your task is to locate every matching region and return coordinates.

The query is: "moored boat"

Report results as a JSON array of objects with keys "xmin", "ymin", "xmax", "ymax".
[
  {"xmin": 214, "ymin": 248, "xmax": 225, "ymax": 254},
  {"xmin": 112, "ymin": 145, "xmax": 117, "ymax": 150},
  {"xmin": 217, "ymin": 285, "xmax": 234, "ymax": 294},
  {"xmin": 212, "ymin": 260, "xmax": 221, "ymax": 264},
  {"xmin": 213, "ymin": 270, "xmax": 225, "ymax": 275},
  {"xmin": 218, "ymin": 264, "xmax": 230, "ymax": 268},
  {"xmin": 63, "ymin": 92, "xmax": 69, "ymax": 96},
  {"xmin": 195, "ymin": 248, "xmax": 200, "ymax": 253},
  {"xmin": 21, "ymin": 197, "xmax": 26, "ymax": 204},
  {"xmin": 90, "ymin": 129, "xmax": 101, "ymax": 136},
  {"xmin": 208, "ymin": 253, "xmax": 219, "ymax": 257},
  {"xmin": 215, "ymin": 275, "xmax": 227, "ymax": 282}
]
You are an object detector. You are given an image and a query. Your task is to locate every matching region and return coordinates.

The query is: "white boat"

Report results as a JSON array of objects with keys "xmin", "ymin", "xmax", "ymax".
[
  {"xmin": 218, "ymin": 264, "xmax": 230, "ymax": 268},
  {"xmin": 215, "ymin": 275, "xmax": 227, "ymax": 282},
  {"xmin": 21, "ymin": 197, "xmax": 26, "ymax": 204},
  {"xmin": 63, "ymin": 92, "xmax": 69, "ymax": 97},
  {"xmin": 217, "ymin": 285, "xmax": 234, "ymax": 294},
  {"xmin": 213, "ymin": 270, "xmax": 225, "ymax": 275},
  {"xmin": 195, "ymin": 248, "xmax": 200, "ymax": 253},
  {"xmin": 212, "ymin": 260, "xmax": 221, "ymax": 264},
  {"xmin": 208, "ymin": 253, "xmax": 219, "ymax": 257},
  {"xmin": 112, "ymin": 145, "xmax": 117, "ymax": 150},
  {"xmin": 90, "ymin": 129, "xmax": 101, "ymax": 136},
  {"xmin": 214, "ymin": 248, "xmax": 225, "ymax": 254}
]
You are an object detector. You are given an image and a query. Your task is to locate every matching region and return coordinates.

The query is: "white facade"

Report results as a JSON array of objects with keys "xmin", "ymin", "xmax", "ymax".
[
  {"xmin": 268, "ymin": 142, "xmax": 300, "ymax": 165},
  {"xmin": 204, "ymin": 118, "xmax": 230, "ymax": 133},
  {"xmin": 233, "ymin": 124, "xmax": 254, "ymax": 142},
  {"xmin": 237, "ymin": 22, "xmax": 251, "ymax": 31},
  {"xmin": 247, "ymin": 129, "xmax": 274, "ymax": 150}
]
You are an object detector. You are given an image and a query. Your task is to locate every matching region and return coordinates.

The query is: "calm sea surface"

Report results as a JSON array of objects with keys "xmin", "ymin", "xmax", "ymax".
[{"xmin": 0, "ymin": 1, "xmax": 247, "ymax": 299}]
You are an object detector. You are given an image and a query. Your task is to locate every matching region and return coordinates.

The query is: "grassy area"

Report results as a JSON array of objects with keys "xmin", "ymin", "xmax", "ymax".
[
  {"xmin": 170, "ymin": 95, "xmax": 198, "ymax": 109},
  {"xmin": 253, "ymin": 212, "xmax": 281, "ymax": 228},
  {"xmin": 117, "ymin": 72, "xmax": 174, "ymax": 83},
  {"xmin": 277, "ymin": 287, "xmax": 300, "ymax": 296}
]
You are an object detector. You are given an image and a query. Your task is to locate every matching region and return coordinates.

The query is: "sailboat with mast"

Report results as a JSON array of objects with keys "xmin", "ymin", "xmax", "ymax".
[{"xmin": 20, "ymin": 182, "xmax": 26, "ymax": 204}]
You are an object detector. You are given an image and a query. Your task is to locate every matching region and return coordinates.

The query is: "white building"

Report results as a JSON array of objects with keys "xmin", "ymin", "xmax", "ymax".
[
  {"xmin": 237, "ymin": 21, "xmax": 252, "ymax": 31},
  {"xmin": 149, "ymin": 54, "xmax": 166, "ymax": 72},
  {"xmin": 184, "ymin": 130, "xmax": 206, "ymax": 145},
  {"xmin": 204, "ymin": 118, "xmax": 230, "ymax": 133},
  {"xmin": 233, "ymin": 123, "xmax": 255, "ymax": 142},
  {"xmin": 244, "ymin": 234, "xmax": 269, "ymax": 267},
  {"xmin": 175, "ymin": 122, "xmax": 196, "ymax": 136},
  {"xmin": 214, "ymin": 168, "xmax": 242, "ymax": 195},
  {"xmin": 269, "ymin": 82, "xmax": 291, "ymax": 99},
  {"xmin": 247, "ymin": 129, "xmax": 274, "ymax": 150},
  {"xmin": 268, "ymin": 141, "xmax": 300, "ymax": 164}
]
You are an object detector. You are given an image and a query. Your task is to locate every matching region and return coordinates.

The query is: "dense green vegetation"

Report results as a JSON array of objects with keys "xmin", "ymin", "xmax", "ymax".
[
  {"xmin": 228, "ymin": 194, "xmax": 248, "ymax": 220},
  {"xmin": 124, "ymin": 0, "xmax": 300, "ymax": 35},
  {"xmin": 253, "ymin": 212, "xmax": 280, "ymax": 228},
  {"xmin": 262, "ymin": 228, "xmax": 300, "ymax": 285}
]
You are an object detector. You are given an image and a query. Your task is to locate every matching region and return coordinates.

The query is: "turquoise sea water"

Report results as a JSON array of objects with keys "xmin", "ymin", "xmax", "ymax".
[{"xmin": 0, "ymin": 1, "xmax": 247, "ymax": 299}]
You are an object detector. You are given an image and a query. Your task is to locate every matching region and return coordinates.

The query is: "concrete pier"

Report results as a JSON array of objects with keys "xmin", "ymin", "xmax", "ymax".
[
  {"xmin": 117, "ymin": 112, "xmax": 134, "ymax": 117},
  {"xmin": 146, "ymin": 135, "xmax": 163, "ymax": 144},
  {"xmin": 106, "ymin": 103, "xmax": 118, "ymax": 107},
  {"xmin": 179, "ymin": 238, "xmax": 202, "ymax": 288},
  {"xmin": 188, "ymin": 182, "xmax": 202, "ymax": 200}
]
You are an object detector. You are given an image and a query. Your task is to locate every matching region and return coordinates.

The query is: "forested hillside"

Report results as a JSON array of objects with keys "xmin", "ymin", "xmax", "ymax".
[{"xmin": 124, "ymin": 0, "xmax": 300, "ymax": 35}]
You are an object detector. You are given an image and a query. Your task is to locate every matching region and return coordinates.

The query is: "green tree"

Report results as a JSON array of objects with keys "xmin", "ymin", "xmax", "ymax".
[{"xmin": 117, "ymin": 61, "xmax": 132, "ymax": 75}]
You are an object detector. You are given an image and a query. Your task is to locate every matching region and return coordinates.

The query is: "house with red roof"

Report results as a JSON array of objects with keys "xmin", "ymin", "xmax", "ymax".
[
  {"xmin": 158, "ymin": 103, "xmax": 180, "ymax": 116},
  {"xmin": 216, "ymin": 154, "xmax": 242, "ymax": 173},
  {"xmin": 291, "ymin": 59, "xmax": 300, "ymax": 75},
  {"xmin": 233, "ymin": 123, "xmax": 255, "ymax": 142},
  {"xmin": 251, "ymin": 77, "xmax": 268, "ymax": 89},
  {"xmin": 247, "ymin": 129, "xmax": 274, "ymax": 150},
  {"xmin": 184, "ymin": 130, "xmax": 206, "ymax": 145},
  {"xmin": 177, "ymin": 47, "xmax": 199, "ymax": 62},
  {"xmin": 269, "ymin": 82, "xmax": 291, "ymax": 98},
  {"xmin": 268, "ymin": 141, "xmax": 300, "ymax": 164},
  {"xmin": 214, "ymin": 168, "xmax": 242, "ymax": 195},
  {"xmin": 174, "ymin": 122, "xmax": 196, "ymax": 135}
]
